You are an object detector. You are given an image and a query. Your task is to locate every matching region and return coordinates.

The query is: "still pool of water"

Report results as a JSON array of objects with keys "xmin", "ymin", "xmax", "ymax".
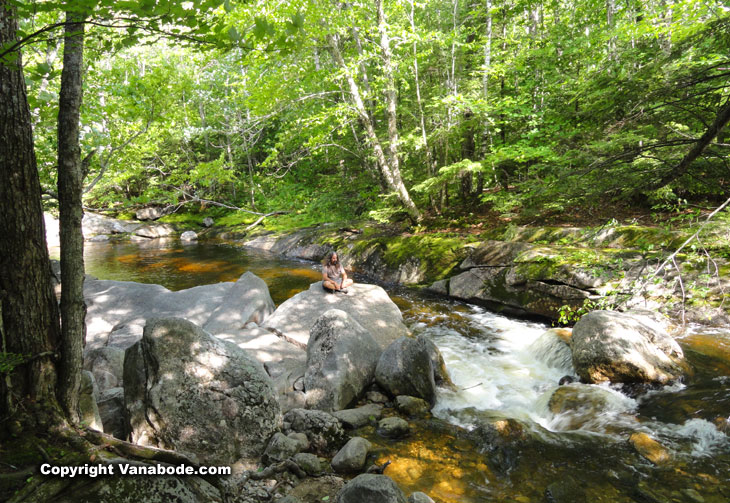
[{"xmin": 76, "ymin": 239, "xmax": 730, "ymax": 502}]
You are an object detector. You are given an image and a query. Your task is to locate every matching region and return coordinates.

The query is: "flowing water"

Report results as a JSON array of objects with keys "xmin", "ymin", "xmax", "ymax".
[{"xmin": 76, "ymin": 239, "xmax": 730, "ymax": 502}]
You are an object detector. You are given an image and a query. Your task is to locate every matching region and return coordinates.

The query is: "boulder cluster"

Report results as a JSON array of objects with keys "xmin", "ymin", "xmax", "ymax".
[{"xmin": 79, "ymin": 274, "xmax": 449, "ymax": 502}]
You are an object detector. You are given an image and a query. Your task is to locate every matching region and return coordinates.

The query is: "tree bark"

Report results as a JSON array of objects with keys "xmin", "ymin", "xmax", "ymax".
[
  {"xmin": 0, "ymin": 0, "xmax": 62, "ymax": 420},
  {"xmin": 376, "ymin": 0, "xmax": 401, "ymax": 173},
  {"xmin": 57, "ymin": 11, "xmax": 87, "ymax": 423},
  {"xmin": 328, "ymin": 31, "xmax": 421, "ymax": 222}
]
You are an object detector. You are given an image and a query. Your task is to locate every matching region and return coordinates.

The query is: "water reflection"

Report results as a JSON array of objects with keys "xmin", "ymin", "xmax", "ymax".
[{"xmin": 81, "ymin": 240, "xmax": 321, "ymax": 305}]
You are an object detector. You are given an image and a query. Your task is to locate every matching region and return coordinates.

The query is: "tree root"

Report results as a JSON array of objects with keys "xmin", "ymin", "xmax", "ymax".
[
  {"xmin": 250, "ymin": 459, "xmax": 306, "ymax": 480},
  {"xmin": 78, "ymin": 427, "xmax": 200, "ymax": 466}
]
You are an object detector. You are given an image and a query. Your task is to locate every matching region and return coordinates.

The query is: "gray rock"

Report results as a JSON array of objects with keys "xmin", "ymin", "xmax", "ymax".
[
  {"xmin": 426, "ymin": 279, "xmax": 449, "ymax": 295},
  {"xmin": 264, "ymin": 432, "xmax": 301, "ymax": 465},
  {"xmin": 394, "ymin": 396, "xmax": 430, "ymax": 417},
  {"xmin": 78, "ymin": 371, "xmax": 103, "ymax": 431},
  {"xmin": 265, "ymin": 358, "xmax": 308, "ymax": 413},
  {"xmin": 375, "ymin": 337, "xmax": 436, "ymax": 404},
  {"xmin": 460, "ymin": 240, "xmax": 533, "ymax": 269},
  {"xmin": 83, "ymin": 346, "xmax": 125, "ymax": 392},
  {"xmin": 377, "ymin": 417, "xmax": 410, "ymax": 439},
  {"xmin": 82, "ymin": 212, "xmax": 137, "ymax": 237},
  {"xmin": 366, "ymin": 391, "xmax": 389, "ymax": 404},
  {"xmin": 288, "ymin": 432, "xmax": 310, "ymax": 451},
  {"xmin": 264, "ymin": 282, "xmax": 409, "ymax": 350},
  {"xmin": 124, "ymin": 318, "xmax": 280, "ymax": 465},
  {"xmin": 336, "ymin": 474, "xmax": 407, "ymax": 503},
  {"xmin": 97, "ymin": 387, "xmax": 127, "ymax": 439},
  {"xmin": 292, "ymin": 453, "xmax": 322, "ymax": 476},
  {"xmin": 331, "ymin": 437, "xmax": 372, "ymax": 474},
  {"xmin": 571, "ymin": 310, "xmax": 687, "ymax": 384},
  {"xmin": 416, "ymin": 335, "xmax": 455, "ymax": 389},
  {"xmin": 408, "ymin": 492, "xmax": 435, "ymax": 503},
  {"xmin": 202, "ymin": 217, "xmax": 215, "ymax": 228},
  {"xmin": 135, "ymin": 223, "xmax": 177, "ymax": 238},
  {"xmin": 333, "ymin": 403, "xmax": 383, "ymax": 429},
  {"xmin": 304, "ymin": 309, "xmax": 381, "ymax": 412},
  {"xmin": 285, "ymin": 243, "xmax": 330, "ymax": 262},
  {"xmin": 180, "ymin": 230, "xmax": 198, "ymax": 241},
  {"xmin": 136, "ymin": 207, "xmax": 164, "ymax": 221},
  {"xmin": 106, "ymin": 323, "xmax": 145, "ymax": 350},
  {"xmin": 88, "ymin": 234, "xmax": 110, "ymax": 242},
  {"xmin": 203, "ymin": 271, "xmax": 276, "ymax": 333},
  {"xmin": 282, "ymin": 408, "xmax": 346, "ymax": 456},
  {"xmin": 84, "ymin": 273, "xmax": 272, "ymax": 350}
]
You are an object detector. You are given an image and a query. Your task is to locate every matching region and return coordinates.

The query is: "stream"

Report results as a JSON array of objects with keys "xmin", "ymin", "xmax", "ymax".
[{"xmin": 76, "ymin": 239, "xmax": 730, "ymax": 502}]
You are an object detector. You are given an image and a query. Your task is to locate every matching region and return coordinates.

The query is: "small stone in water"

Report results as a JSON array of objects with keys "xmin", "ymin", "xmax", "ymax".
[{"xmin": 377, "ymin": 417, "xmax": 410, "ymax": 439}]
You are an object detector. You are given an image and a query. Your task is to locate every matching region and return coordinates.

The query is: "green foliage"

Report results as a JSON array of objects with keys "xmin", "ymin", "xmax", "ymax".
[
  {"xmin": 16, "ymin": 0, "xmax": 730, "ymax": 226},
  {"xmin": 556, "ymin": 299, "xmax": 614, "ymax": 327},
  {"xmin": 0, "ymin": 352, "xmax": 26, "ymax": 375}
]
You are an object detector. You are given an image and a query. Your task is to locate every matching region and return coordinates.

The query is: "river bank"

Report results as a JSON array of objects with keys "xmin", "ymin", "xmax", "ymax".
[
  {"xmin": 53, "ymin": 211, "xmax": 730, "ymax": 327},
  {"xmin": 232, "ymin": 220, "xmax": 730, "ymax": 328}
]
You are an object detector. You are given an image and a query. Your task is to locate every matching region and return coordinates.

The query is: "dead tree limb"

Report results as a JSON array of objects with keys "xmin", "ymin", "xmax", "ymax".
[{"xmin": 646, "ymin": 97, "xmax": 730, "ymax": 190}]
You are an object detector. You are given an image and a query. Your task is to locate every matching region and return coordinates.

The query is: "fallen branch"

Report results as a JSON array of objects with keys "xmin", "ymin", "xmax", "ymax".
[
  {"xmin": 265, "ymin": 327, "xmax": 307, "ymax": 350},
  {"xmin": 624, "ymin": 195, "xmax": 730, "ymax": 318},
  {"xmin": 645, "ymin": 195, "xmax": 730, "ymax": 283},
  {"xmin": 243, "ymin": 211, "xmax": 289, "ymax": 232}
]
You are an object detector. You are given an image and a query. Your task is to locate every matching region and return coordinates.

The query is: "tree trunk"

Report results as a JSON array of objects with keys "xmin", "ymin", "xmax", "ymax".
[
  {"xmin": 57, "ymin": 11, "xmax": 87, "ymax": 423},
  {"xmin": 646, "ymin": 98, "xmax": 730, "ymax": 191},
  {"xmin": 328, "ymin": 32, "xmax": 421, "ymax": 222},
  {"xmin": 0, "ymin": 0, "xmax": 62, "ymax": 421},
  {"xmin": 407, "ymin": 1, "xmax": 436, "ymax": 183}
]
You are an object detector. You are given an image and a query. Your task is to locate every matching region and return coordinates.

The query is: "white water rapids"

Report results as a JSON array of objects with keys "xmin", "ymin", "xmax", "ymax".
[{"xmin": 410, "ymin": 304, "xmax": 729, "ymax": 459}]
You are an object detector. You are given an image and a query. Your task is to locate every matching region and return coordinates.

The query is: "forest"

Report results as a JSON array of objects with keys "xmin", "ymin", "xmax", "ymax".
[{"xmin": 10, "ymin": 0, "xmax": 730, "ymax": 227}]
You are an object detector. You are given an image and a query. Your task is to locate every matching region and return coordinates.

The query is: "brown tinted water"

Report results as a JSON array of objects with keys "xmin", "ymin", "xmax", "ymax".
[{"xmin": 79, "ymin": 240, "xmax": 730, "ymax": 502}]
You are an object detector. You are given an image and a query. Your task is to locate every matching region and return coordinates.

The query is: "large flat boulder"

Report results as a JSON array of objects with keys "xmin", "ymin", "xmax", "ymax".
[
  {"xmin": 304, "ymin": 309, "xmax": 381, "ymax": 412},
  {"xmin": 571, "ymin": 310, "xmax": 688, "ymax": 384},
  {"xmin": 82, "ymin": 212, "xmax": 141, "ymax": 238},
  {"xmin": 124, "ymin": 318, "xmax": 280, "ymax": 465},
  {"xmin": 84, "ymin": 271, "xmax": 275, "ymax": 349},
  {"xmin": 263, "ymin": 282, "xmax": 409, "ymax": 349},
  {"xmin": 84, "ymin": 279, "xmax": 230, "ymax": 349}
]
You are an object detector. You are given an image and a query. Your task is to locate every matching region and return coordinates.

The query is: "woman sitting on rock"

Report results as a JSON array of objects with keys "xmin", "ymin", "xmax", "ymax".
[{"xmin": 322, "ymin": 251, "xmax": 353, "ymax": 294}]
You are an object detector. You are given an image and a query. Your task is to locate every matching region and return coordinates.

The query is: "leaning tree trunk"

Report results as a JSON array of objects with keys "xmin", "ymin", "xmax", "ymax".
[
  {"xmin": 0, "ymin": 0, "xmax": 63, "ymax": 422},
  {"xmin": 57, "ymin": 11, "xmax": 87, "ymax": 423},
  {"xmin": 645, "ymin": 97, "xmax": 730, "ymax": 192},
  {"xmin": 328, "ymin": 32, "xmax": 421, "ymax": 223}
]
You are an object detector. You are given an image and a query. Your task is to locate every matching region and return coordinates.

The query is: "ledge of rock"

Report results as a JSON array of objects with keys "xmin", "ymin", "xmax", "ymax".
[{"xmin": 264, "ymin": 282, "xmax": 409, "ymax": 350}]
